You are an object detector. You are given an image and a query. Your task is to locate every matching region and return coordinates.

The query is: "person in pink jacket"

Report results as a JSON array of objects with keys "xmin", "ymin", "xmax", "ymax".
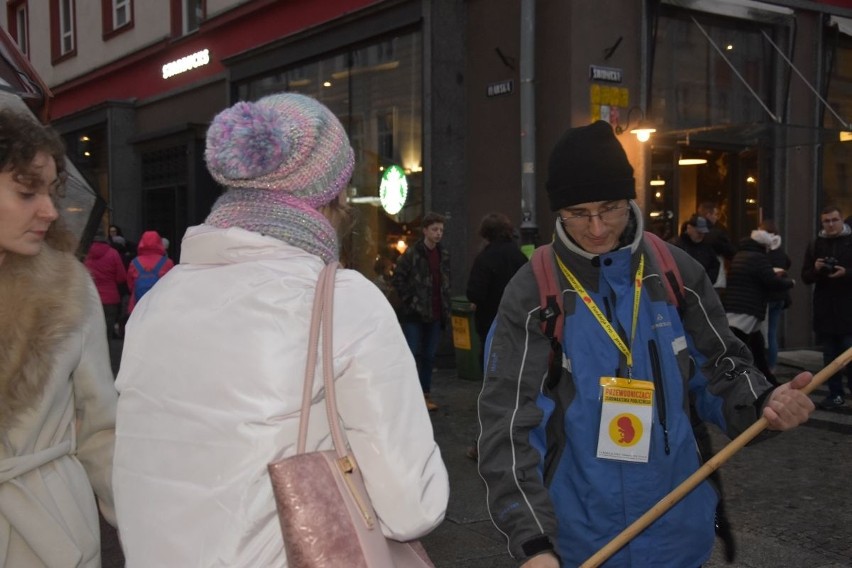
[
  {"xmin": 84, "ymin": 228, "xmax": 127, "ymax": 338},
  {"xmin": 126, "ymin": 230, "xmax": 174, "ymax": 314}
]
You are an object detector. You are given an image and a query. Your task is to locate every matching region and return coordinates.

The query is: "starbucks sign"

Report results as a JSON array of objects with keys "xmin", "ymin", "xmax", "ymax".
[{"xmin": 379, "ymin": 165, "xmax": 408, "ymax": 215}]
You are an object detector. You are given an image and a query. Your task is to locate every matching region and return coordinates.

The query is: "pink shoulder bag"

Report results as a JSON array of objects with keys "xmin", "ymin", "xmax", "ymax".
[{"xmin": 268, "ymin": 261, "xmax": 435, "ymax": 567}]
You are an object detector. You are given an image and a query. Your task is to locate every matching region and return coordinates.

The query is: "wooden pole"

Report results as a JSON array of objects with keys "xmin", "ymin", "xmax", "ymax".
[{"xmin": 580, "ymin": 346, "xmax": 852, "ymax": 568}]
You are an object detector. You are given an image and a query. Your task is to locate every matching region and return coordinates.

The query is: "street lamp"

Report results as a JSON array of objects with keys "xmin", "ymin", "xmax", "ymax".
[{"xmin": 615, "ymin": 106, "xmax": 656, "ymax": 142}]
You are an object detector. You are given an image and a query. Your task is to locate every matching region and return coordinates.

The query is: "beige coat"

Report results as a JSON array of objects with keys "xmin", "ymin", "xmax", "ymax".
[{"xmin": 0, "ymin": 246, "xmax": 118, "ymax": 568}]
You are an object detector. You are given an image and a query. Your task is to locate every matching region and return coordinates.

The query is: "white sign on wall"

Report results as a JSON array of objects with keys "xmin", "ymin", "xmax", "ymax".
[
  {"xmin": 379, "ymin": 165, "xmax": 408, "ymax": 215},
  {"xmin": 589, "ymin": 65, "xmax": 623, "ymax": 83},
  {"xmin": 162, "ymin": 49, "xmax": 210, "ymax": 79},
  {"xmin": 486, "ymin": 79, "xmax": 514, "ymax": 97}
]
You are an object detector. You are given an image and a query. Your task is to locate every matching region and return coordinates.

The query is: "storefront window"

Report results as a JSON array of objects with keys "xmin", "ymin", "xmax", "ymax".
[
  {"xmin": 649, "ymin": 7, "xmax": 779, "ymax": 240},
  {"xmin": 651, "ymin": 9, "xmax": 775, "ymax": 130},
  {"xmin": 823, "ymin": 31, "xmax": 852, "ymax": 217},
  {"xmin": 63, "ymin": 126, "xmax": 108, "ymax": 204},
  {"xmin": 140, "ymin": 146, "xmax": 188, "ymax": 259},
  {"xmin": 236, "ymin": 30, "xmax": 423, "ymax": 277}
]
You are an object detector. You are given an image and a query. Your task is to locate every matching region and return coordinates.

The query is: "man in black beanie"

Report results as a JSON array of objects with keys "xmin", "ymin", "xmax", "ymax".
[{"xmin": 477, "ymin": 121, "xmax": 814, "ymax": 568}]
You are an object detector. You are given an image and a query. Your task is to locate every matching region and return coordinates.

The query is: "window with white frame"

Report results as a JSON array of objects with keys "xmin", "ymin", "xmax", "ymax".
[
  {"xmin": 113, "ymin": 0, "xmax": 130, "ymax": 29},
  {"xmin": 183, "ymin": 0, "xmax": 203, "ymax": 34},
  {"xmin": 59, "ymin": 0, "xmax": 75, "ymax": 55},
  {"xmin": 15, "ymin": 4, "xmax": 27, "ymax": 55}
]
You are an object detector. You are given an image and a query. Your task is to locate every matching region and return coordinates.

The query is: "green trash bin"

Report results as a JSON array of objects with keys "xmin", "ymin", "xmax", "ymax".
[{"xmin": 450, "ymin": 296, "xmax": 482, "ymax": 381}]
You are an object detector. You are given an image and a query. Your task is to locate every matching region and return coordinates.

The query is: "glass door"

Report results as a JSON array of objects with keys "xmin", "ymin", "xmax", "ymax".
[{"xmin": 647, "ymin": 144, "xmax": 761, "ymax": 243}]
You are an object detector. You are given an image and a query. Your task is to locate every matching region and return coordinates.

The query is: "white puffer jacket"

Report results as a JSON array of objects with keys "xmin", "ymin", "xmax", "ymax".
[{"xmin": 114, "ymin": 225, "xmax": 448, "ymax": 567}]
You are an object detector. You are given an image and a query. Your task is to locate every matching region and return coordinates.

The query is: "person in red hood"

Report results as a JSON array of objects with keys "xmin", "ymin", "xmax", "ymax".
[
  {"xmin": 84, "ymin": 227, "xmax": 127, "ymax": 338},
  {"xmin": 126, "ymin": 230, "xmax": 174, "ymax": 314}
]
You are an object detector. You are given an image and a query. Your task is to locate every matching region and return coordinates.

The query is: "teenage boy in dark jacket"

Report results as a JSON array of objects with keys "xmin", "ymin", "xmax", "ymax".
[{"xmin": 393, "ymin": 211, "xmax": 451, "ymax": 411}]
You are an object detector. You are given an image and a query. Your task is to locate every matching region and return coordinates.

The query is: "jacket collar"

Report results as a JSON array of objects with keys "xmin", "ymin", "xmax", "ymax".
[
  {"xmin": 818, "ymin": 223, "xmax": 852, "ymax": 239},
  {"xmin": 0, "ymin": 246, "xmax": 87, "ymax": 430},
  {"xmin": 550, "ymin": 201, "xmax": 644, "ymax": 291},
  {"xmin": 179, "ymin": 225, "xmax": 325, "ymax": 269}
]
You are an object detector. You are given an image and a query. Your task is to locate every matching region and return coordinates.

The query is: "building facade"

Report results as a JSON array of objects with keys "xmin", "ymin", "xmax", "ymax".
[{"xmin": 4, "ymin": 0, "xmax": 852, "ymax": 348}]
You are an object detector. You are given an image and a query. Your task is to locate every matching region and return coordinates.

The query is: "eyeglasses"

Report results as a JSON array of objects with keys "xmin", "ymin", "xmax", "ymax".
[{"xmin": 560, "ymin": 203, "xmax": 629, "ymax": 225}]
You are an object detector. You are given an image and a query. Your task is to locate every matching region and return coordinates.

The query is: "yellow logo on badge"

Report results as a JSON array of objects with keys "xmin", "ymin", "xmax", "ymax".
[{"xmin": 608, "ymin": 413, "xmax": 643, "ymax": 447}]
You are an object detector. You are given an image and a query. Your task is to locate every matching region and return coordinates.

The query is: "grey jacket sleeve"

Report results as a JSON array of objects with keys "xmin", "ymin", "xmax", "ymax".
[
  {"xmin": 476, "ymin": 264, "xmax": 559, "ymax": 561},
  {"xmin": 667, "ymin": 245, "xmax": 774, "ymax": 438}
]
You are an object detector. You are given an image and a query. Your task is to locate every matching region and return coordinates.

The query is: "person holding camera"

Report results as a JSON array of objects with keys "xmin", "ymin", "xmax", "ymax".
[{"xmin": 802, "ymin": 205, "xmax": 852, "ymax": 409}]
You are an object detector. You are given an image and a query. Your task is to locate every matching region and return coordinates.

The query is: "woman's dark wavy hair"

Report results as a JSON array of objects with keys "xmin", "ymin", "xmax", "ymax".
[
  {"xmin": 0, "ymin": 108, "xmax": 74, "ymax": 252},
  {"xmin": 478, "ymin": 212, "xmax": 514, "ymax": 243}
]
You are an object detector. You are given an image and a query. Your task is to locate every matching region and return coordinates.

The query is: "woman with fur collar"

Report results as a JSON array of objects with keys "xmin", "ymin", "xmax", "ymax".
[{"xmin": 0, "ymin": 109, "xmax": 118, "ymax": 567}]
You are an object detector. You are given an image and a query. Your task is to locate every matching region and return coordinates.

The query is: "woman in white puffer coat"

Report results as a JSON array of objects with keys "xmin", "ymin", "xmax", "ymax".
[{"xmin": 113, "ymin": 93, "xmax": 449, "ymax": 567}]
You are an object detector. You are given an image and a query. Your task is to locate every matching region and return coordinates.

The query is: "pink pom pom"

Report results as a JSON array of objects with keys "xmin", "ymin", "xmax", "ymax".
[{"xmin": 205, "ymin": 101, "xmax": 290, "ymax": 181}]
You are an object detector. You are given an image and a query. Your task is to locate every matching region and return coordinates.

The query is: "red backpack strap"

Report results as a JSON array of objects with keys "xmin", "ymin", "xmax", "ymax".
[
  {"xmin": 530, "ymin": 244, "xmax": 563, "ymax": 343},
  {"xmin": 531, "ymin": 244, "xmax": 565, "ymax": 388},
  {"xmin": 644, "ymin": 231, "xmax": 685, "ymax": 310}
]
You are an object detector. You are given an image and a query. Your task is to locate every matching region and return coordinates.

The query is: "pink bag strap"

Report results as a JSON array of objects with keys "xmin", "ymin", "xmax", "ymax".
[{"xmin": 295, "ymin": 262, "xmax": 348, "ymax": 458}]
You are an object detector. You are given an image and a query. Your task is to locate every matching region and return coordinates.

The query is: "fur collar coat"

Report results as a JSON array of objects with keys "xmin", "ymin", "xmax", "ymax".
[{"xmin": 0, "ymin": 245, "xmax": 118, "ymax": 567}]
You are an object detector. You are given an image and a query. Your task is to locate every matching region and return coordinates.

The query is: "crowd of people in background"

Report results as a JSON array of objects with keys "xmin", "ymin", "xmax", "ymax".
[
  {"xmin": 670, "ymin": 203, "xmax": 851, "ymax": 413},
  {"xmin": 670, "ymin": 205, "xmax": 805, "ymax": 390},
  {"xmin": 83, "ymin": 225, "xmax": 173, "ymax": 340}
]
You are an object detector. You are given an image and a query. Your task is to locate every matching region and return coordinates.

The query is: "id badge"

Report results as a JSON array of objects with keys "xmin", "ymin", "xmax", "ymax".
[{"xmin": 596, "ymin": 377, "xmax": 655, "ymax": 463}]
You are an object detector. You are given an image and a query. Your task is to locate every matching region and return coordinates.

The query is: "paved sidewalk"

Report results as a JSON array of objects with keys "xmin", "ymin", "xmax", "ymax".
[
  {"xmin": 100, "ymin": 346, "xmax": 850, "ymax": 567},
  {"xmin": 777, "ymin": 349, "xmax": 826, "ymax": 373}
]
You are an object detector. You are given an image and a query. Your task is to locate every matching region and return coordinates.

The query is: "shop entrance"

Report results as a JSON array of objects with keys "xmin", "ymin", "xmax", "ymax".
[{"xmin": 646, "ymin": 142, "xmax": 762, "ymax": 243}]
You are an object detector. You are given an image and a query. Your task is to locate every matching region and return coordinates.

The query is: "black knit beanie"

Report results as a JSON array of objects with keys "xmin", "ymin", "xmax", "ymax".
[{"xmin": 546, "ymin": 120, "xmax": 636, "ymax": 211}]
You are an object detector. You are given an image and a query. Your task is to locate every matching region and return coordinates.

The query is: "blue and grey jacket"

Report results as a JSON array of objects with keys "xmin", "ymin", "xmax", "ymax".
[{"xmin": 477, "ymin": 204, "xmax": 773, "ymax": 567}]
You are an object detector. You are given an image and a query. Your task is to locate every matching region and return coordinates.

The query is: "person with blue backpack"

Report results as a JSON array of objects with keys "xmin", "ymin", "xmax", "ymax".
[
  {"xmin": 126, "ymin": 230, "xmax": 173, "ymax": 315},
  {"xmin": 476, "ymin": 121, "xmax": 815, "ymax": 568}
]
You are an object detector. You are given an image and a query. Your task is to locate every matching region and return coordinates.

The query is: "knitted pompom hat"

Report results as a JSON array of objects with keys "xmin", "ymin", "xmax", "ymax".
[{"xmin": 204, "ymin": 93, "xmax": 354, "ymax": 263}]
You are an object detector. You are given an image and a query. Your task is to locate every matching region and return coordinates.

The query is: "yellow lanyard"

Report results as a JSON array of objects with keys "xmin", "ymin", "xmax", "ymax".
[{"xmin": 555, "ymin": 254, "xmax": 644, "ymax": 376}]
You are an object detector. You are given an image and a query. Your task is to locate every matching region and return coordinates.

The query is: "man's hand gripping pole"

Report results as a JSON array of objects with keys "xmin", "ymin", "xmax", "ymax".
[{"xmin": 580, "ymin": 346, "xmax": 852, "ymax": 568}]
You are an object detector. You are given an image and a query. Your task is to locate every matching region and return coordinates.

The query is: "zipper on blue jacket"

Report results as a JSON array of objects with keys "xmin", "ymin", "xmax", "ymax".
[
  {"xmin": 602, "ymin": 296, "xmax": 625, "ymax": 377},
  {"xmin": 648, "ymin": 339, "xmax": 671, "ymax": 455}
]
